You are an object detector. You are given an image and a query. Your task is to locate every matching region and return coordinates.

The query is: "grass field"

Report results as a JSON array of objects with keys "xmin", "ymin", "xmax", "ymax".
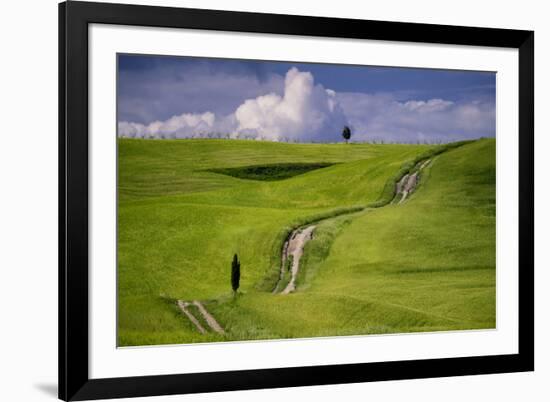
[{"xmin": 117, "ymin": 138, "xmax": 495, "ymax": 346}]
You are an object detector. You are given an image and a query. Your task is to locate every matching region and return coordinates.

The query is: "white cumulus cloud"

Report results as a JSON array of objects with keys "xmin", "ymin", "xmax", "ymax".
[
  {"xmin": 118, "ymin": 67, "xmax": 495, "ymax": 143},
  {"xmin": 234, "ymin": 67, "xmax": 347, "ymax": 142},
  {"xmin": 402, "ymin": 99, "xmax": 454, "ymax": 113},
  {"xmin": 337, "ymin": 92, "xmax": 495, "ymax": 143},
  {"xmin": 118, "ymin": 112, "xmax": 217, "ymax": 139},
  {"xmin": 118, "ymin": 67, "xmax": 348, "ymax": 142}
]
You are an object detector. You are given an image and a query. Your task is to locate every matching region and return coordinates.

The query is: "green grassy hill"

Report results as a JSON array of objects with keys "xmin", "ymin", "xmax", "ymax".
[{"xmin": 117, "ymin": 138, "xmax": 495, "ymax": 346}]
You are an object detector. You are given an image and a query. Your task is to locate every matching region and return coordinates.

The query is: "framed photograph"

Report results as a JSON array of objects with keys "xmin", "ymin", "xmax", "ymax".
[{"xmin": 59, "ymin": 1, "xmax": 534, "ymax": 400}]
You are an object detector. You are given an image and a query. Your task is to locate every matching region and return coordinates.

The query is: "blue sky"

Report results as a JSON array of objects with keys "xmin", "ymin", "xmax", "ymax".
[{"xmin": 118, "ymin": 54, "xmax": 496, "ymax": 143}]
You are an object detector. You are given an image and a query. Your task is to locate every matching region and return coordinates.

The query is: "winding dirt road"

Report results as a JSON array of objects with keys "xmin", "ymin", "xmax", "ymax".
[{"xmin": 274, "ymin": 158, "xmax": 432, "ymax": 295}]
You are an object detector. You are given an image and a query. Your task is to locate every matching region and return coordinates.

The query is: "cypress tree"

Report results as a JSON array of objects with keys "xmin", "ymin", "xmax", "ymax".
[
  {"xmin": 342, "ymin": 126, "xmax": 352, "ymax": 143},
  {"xmin": 231, "ymin": 254, "xmax": 241, "ymax": 295}
]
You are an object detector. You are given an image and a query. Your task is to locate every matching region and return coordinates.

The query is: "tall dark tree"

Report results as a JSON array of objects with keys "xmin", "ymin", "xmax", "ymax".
[
  {"xmin": 342, "ymin": 126, "xmax": 352, "ymax": 144},
  {"xmin": 231, "ymin": 254, "xmax": 241, "ymax": 295}
]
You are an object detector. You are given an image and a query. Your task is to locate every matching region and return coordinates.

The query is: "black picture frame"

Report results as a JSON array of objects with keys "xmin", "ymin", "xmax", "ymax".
[{"xmin": 59, "ymin": 1, "xmax": 534, "ymax": 400}]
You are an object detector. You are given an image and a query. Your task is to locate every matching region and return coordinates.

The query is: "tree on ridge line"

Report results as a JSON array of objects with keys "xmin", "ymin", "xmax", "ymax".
[{"xmin": 342, "ymin": 126, "xmax": 352, "ymax": 144}]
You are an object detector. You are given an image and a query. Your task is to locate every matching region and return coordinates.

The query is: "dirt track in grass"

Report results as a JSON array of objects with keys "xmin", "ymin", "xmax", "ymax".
[
  {"xmin": 273, "ymin": 158, "xmax": 433, "ymax": 295},
  {"xmin": 177, "ymin": 300, "xmax": 225, "ymax": 334},
  {"xmin": 279, "ymin": 225, "xmax": 317, "ymax": 295}
]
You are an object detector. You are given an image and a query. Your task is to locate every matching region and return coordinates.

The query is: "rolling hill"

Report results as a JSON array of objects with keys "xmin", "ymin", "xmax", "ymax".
[{"xmin": 117, "ymin": 138, "xmax": 495, "ymax": 346}]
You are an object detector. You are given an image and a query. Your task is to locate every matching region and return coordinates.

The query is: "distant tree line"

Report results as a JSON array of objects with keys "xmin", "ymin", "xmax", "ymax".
[{"xmin": 120, "ymin": 127, "xmax": 463, "ymax": 145}]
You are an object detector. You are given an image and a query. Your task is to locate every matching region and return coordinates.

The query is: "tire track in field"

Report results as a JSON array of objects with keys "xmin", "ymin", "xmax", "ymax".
[
  {"xmin": 194, "ymin": 301, "xmax": 225, "ymax": 334},
  {"xmin": 177, "ymin": 300, "xmax": 225, "ymax": 335},
  {"xmin": 177, "ymin": 301, "xmax": 206, "ymax": 334}
]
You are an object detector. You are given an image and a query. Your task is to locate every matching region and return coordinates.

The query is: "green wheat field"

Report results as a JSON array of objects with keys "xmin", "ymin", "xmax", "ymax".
[{"xmin": 117, "ymin": 138, "xmax": 496, "ymax": 346}]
